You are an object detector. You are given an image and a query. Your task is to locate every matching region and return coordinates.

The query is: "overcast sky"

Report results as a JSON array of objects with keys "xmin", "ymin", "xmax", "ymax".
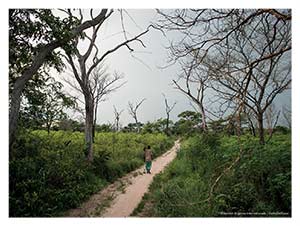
[{"xmin": 54, "ymin": 9, "xmax": 291, "ymax": 126}]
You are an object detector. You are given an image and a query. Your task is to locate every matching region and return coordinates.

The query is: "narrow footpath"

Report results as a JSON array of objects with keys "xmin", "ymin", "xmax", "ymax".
[{"xmin": 66, "ymin": 140, "xmax": 180, "ymax": 217}]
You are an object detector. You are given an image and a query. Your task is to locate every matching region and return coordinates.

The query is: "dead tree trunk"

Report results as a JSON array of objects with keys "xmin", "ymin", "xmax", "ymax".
[
  {"xmin": 128, "ymin": 99, "xmax": 146, "ymax": 133},
  {"xmin": 113, "ymin": 106, "xmax": 123, "ymax": 132},
  {"xmin": 163, "ymin": 94, "xmax": 176, "ymax": 135},
  {"xmin": 172, "ymin": 57, "xmax": 209, "ymax": 132}
]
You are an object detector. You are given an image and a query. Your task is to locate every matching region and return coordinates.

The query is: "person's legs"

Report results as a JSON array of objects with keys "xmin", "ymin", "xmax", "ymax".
[
  {"xmin": 146, "ymin": 161, "xmax": 152, "ymax": 173},
  {"xmin": 145, "ymin": 161, "xmax": 149, "ymax": 173},
  {"xmin": 148, "ymin": 161, "xmax": 152, "ymax": 173}
]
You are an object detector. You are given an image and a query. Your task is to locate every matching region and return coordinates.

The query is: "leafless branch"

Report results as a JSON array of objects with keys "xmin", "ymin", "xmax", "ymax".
[{"xmin": 128, "ymin": 98, "xmax": 146, "ymax": 133}]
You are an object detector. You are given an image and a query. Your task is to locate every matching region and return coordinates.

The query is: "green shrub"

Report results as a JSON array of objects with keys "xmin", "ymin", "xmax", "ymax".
[{"xmin": 10, "ymin": 130, "xmax": 174, "ymax": 216}]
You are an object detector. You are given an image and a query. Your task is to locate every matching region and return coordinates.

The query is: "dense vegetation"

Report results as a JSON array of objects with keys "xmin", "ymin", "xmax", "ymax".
[
  {"xmin": 9, "ymin": 130, "xmax": 174, "ymax": 217},
  {"xmin": 9, "ymin": 8, "xmax": 291, "ymax": 219},
  {"xmin": 132, "ymin": 131, "xmax": 291, "ymax": 217}
]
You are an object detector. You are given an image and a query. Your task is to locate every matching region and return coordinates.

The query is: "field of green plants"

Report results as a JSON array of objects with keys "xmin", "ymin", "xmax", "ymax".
[
  {"xmin": 132, "ymin": 132, "xmax": 291, "ymax": 217},
  {"xmin": 9, "ymin": 130, "xmax": 175, "ymax": 217}
]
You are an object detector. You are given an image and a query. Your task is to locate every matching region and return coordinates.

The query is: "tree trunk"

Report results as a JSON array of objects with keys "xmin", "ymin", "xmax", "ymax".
[
  {"xmin": 9, "ymin": 42, "xmax": 60, "ymax": 148},
  {"xmin": 92, "ymin": 123, "xmax": 96, "ymax": 142},
  {"xmin": 199, "ymin": 104, "xmax": 207, "ymax": 131},
  {"xmin": 247, "ymin": 116, "xmax": 256, "ymax": 137},
  {"xmin": 47, "ymin": 123, "xmax": 51, "ymax": 135},
  {"xmin": 249, "ymin": 121, "xmax": 256, "ymax": 137},
  {"xmin": 92, "ymin": 104, "xmax": 98, "ymax": 143},
  {"xmin": 134, "ymin": 117, "xmax": 140, "ymax": 133},
  {"xmin": 9, "ymin": 86, "xmax": 23, "ymax": 148},
  {"xmin": 257, "ymin": 113, "xmax": 265, "ymax": 145},
  {"xmin": 85, "ymin": 96, "xmax": 94, "ymax": 162},
  {"xmin": 116, "ymin": 119, "xmax": 119, "ymax": 131},
  {"xmin": 166, "ymin": 115, "xmax": 170, "ymax": 135},
  {"xmin": 202, "ymin": 111, "xmax": 207, "ymax": 131}
]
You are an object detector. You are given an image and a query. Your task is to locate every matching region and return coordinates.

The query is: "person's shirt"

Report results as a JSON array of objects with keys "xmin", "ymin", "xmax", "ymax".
[{"xmin": 144, "ymin": 149, "xmax": 152, "ymax": 161}]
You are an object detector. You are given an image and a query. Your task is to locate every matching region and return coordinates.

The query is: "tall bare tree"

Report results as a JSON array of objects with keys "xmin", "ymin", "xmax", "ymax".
[
  {"xmin": 64, "ymin": 9, "xmax": 151, "ymax": 161},
  {"xmin": 91, "ymin": 66, "xmax": 125, "ymax": 141},
  {"xmin": 64, "ymin": 62, "xmax": 125, "ymax": 142},
  {"xmin": 208, "ymin": 12, "xmax": 291, "ymax": 144},
  {"xmin": 128, "ymin": 98, "xmax": 146, "ymax": 133},
  {"xmin": 162, "ymin": 93, "xmax": 177, "ymax": 135},
  {"xmin": 113, "ymin": 105, "xmax": 124, "ymax": 132},
  {"xmin": 173, "ymin": 58, "xmax": 209, "ymax": 131},
  {"xmin": 156, "ymin": 9, "xmax": 291, "ymax": 144}
]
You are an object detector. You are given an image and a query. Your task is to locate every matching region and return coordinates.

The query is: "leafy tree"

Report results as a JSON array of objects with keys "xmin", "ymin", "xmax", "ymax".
[
  {"xmin": 58, "ymin": 119, "xmax": 85, "ymax": 132},
  {"xmin": 174, "ymin": 110, "xmax": 202, "ymax": 135},
  {"xmin": 95, "ymin": 124, "xmax": 114, "ymax": 133},
  {"xmin": 20, "ymin": 76, "xmax": 76, "ymax": 134},
  {"xmin": 274, "ymin": 126, "xmax": 290, "ymax": 134},
  {"xmin": 208, "ymin": 118, "xmax": 227, "ymax": 134},
  {"xmin": 9, "ymin": 9, "xmax": 73, "ymax": 78},
  {"xmin": 141, "ymin": 118, "xmax": 173, "ymax": 134},
  {"xmin": 122, "ymin": 122, "xmax": 144, "ymax": 133}
]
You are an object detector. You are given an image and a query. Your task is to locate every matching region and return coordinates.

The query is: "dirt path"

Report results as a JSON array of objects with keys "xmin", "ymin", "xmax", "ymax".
[{"xmin": 65, "ymin": 140, "xmax": 180, "ymax": 217}]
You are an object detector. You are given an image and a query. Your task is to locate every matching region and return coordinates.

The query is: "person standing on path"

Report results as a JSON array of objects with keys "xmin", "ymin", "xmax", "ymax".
[{"xmin": 144, "ymin": 145, "xmax": 153, "ymax": 174}]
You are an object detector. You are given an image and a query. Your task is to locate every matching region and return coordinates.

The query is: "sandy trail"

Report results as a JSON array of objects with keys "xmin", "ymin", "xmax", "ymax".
[{"xmin": 66, "ymin": 140, "xmax": 180, "ymax": 217}]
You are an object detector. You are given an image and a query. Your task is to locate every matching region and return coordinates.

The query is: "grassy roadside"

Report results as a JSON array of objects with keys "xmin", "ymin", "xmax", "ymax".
[
  {"xmin": 131, "ymin": 133, "xmax": 291, "ymax": 217},
  {"xmin": 9, "ymin": 130, "xmax": 175, "ymax": 217}
]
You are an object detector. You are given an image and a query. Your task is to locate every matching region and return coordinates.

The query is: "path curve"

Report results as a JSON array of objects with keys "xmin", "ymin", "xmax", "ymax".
[{"xmin": 66, "ymin": 140, "xmax": 180, "ymax": 217}]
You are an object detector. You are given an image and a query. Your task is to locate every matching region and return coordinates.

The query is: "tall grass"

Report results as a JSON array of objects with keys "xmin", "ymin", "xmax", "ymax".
[
  {"xmin": 9, "ymin": 130, "xmax": 174, "ymax": 217},
  {"xmin": 133, "ymin": 133, "xmax": 291, "ymax": 217}
]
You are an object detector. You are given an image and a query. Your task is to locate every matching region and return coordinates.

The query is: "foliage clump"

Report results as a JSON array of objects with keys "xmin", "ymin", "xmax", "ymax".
[{"xmin": 9, "ymin": 130, "xmax": 174, "ymax": 217}]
